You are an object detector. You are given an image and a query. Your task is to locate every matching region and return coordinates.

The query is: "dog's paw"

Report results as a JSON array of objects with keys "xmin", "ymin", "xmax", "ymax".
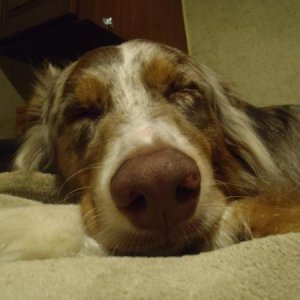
[
  {"xmin": 0, "ymin": 204, "xmax": 104, "ymax": 262},
  {"xmin": 80, "ymin": 235, "xmax": 107, "ymax": 256}
]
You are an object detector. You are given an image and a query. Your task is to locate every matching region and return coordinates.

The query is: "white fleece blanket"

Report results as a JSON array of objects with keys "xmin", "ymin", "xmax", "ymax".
[{"xmin": 0, "ymin": 171, "xmax": 299, "ymax": 300}]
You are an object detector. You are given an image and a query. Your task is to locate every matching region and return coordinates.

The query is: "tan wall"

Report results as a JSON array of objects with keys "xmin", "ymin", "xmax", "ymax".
[
  {"xmin": 0, "ymin": 68, "xmax": 23, "ymax": 139},
  {"xmin": 182, "ymin": 0, "xmax": 300, "ymax": 106}
]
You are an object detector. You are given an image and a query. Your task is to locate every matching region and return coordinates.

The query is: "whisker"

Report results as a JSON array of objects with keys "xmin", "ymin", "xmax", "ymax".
[
  {"xmin": 60, "ymin": 186, "xmax": 91, "ymax": 203},
  {"xmin": 214, "ymin": 179, "xmax": 232, "ymax": 196},
  {"xmin": 57, "ymin": 163, "xmax": 102, "ymax": 196}
]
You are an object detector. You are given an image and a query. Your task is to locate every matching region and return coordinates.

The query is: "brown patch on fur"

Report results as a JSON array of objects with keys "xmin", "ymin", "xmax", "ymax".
[
  {"xmin": 54, "ymin": 137, "xmax": 79, "ymax": 183},
  {"xmin": 63, "ymin": 46, "xmax": 122, "ymax": 107},
  {"xmin": 144, "ymin": 57, "xmax": 178, "ymax": 91},
  {"xmin": 234, "ymin": 190, "xmax": 300, "ymax": 237},
  {"xmin": 74, "ymin": 76, "xmax": 108, "ymax": 108}
]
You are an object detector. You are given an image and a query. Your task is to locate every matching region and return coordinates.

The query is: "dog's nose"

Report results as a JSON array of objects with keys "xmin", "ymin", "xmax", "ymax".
[{"xmin": 110, "ymin": 149, "xmax": 200, "ymax": 229}]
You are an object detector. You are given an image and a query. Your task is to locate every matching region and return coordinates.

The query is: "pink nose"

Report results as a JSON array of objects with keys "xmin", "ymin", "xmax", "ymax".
[{"xmin": 110, "ymin": 149, "xmax": 200, "ymax": 229}]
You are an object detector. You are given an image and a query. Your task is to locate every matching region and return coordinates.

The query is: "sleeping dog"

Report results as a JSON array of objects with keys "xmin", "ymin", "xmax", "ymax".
[{"xmin": 11, "ymin": 39, "xmax": 300, "ymax": 258}]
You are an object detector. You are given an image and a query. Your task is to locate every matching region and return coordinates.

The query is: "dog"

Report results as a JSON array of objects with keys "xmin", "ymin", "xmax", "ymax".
[{"xmin": 8, "ymin": 39, "xmax": 300, "ymax": 259}]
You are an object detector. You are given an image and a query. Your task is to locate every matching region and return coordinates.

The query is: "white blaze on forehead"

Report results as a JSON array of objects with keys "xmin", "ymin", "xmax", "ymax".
[{"xmin": 112, "ymin": 42, "xmax": 157, "ymax": 110}]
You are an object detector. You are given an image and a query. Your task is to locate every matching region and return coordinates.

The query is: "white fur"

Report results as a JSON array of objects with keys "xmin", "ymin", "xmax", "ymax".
[{"xmin": 0, "ymin": 204, "xmax": 105, "ymax": 262}]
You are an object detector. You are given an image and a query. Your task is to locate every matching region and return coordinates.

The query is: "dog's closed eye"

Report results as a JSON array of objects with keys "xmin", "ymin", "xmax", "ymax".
[{"xmin": 63, "ymin": 103, "xmax": 102, "ymax": 124}]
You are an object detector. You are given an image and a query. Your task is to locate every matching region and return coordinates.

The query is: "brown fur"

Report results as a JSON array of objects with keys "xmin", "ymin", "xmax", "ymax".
[
  {"xmin": 74, "ymin": 75, "xmax": 108, "ymax": 108},
  {"xmin": 144, "ymin": 57, "xmax": 178, "ymax": 91},
  {"xmin": 234, "ymin": 190, "xmax": 300, "ymax": 237}
]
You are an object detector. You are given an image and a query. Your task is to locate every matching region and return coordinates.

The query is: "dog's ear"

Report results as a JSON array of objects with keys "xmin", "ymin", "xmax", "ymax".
[
  {"xmin": 14, "ymin": 64, "xmax": 61, "ymax": 171},
  {"xmin": 198, "ymin": 66, "xmax": 278, "ymax": 177}
]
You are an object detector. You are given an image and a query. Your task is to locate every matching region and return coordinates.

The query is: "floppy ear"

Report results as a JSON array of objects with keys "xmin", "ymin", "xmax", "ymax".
[
  {"xmin": 198, "ymin": 65, "xmax": 278, "ymax": 177},
  {"xmin": 14, "ymin": 64, "xmax": 61, "ymax": 171}
]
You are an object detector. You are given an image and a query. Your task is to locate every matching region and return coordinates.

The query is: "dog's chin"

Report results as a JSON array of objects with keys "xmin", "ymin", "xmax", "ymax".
[
  {"xmin": 102, "ymin": 224, "xmax": 210, "ymax": 257},
  {"xmin": 110, "ymin": 240, "xmax": 203, "ymax": 257}
]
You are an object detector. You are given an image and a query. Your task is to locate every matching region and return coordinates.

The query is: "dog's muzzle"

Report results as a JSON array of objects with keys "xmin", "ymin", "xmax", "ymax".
[{"xmin": 110, "ymin": 148, "xmax": 201, "ymax": 230}]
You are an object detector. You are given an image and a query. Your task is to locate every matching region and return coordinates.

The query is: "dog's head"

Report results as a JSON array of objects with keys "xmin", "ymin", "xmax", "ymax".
[{"xmin": 15, "ymin": 40, "xmax": 278, "ymax": 255}]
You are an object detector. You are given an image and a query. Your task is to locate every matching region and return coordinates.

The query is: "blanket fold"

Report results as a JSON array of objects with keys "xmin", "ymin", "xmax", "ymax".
[{"xmin": 0, "ymin": 171, "xmax": 64, "ymax": 204}]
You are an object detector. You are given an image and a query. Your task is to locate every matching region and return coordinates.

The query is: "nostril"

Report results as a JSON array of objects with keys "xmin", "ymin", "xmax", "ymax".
[
  {"xmin": 126, "ymin": 191, "xmax": 148, "ymax": 213},
  {"xmin": 176, "ymin": 173, "xmax": 200, "ymax": 204},
  {"xmin": 176, "ymin": 186, "xmax": 199, "ymax": 203}
]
